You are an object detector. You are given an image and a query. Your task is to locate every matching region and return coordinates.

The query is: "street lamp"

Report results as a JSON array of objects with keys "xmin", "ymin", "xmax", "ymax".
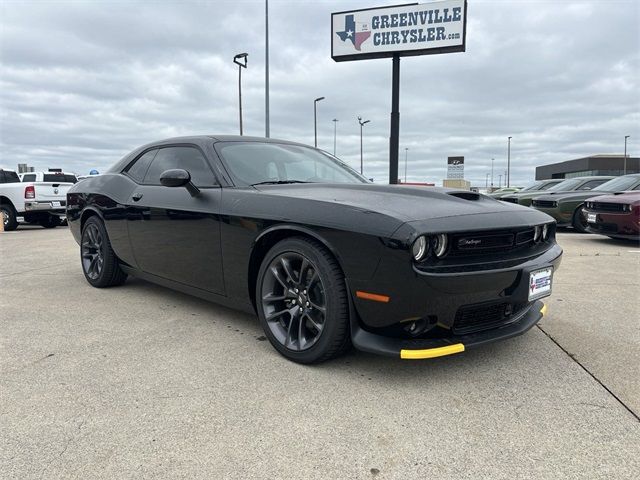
[
  {"xmin": 404, "ymin": 147, "xmax": 409, "ymax": 183},
  {"xmin": 233, "ymin": 53, "xmax": 248, "ymax": 135},
  {"xmin": 358, "ymin": 116, "xmax": 370, "ymax": 175},
  {"xmin": 507, "ymin": 136, "xmax": 512, "ymax": 187},
  {"xmin": 624, "ymin": 135, "xmax": 630, "ymax": 174},
  {"xmin": 491, "ymin": 158, "xmax": 495, "ymax": 189},
  {"xmin": 485, "ymin": 173, "xmax": 489, "ymax": 189},
  {"xmin": 332, "ymin": 119, "xmax": 339, "ymax": 156},
  {"xmin": 313, "ymin": 97, "xmax": 325, "ymax": 148}
]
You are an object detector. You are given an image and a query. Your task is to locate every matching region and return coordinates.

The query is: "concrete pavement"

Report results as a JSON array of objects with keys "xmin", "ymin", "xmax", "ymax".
[{"xmin": 1, "ymin": 227, "xmax": 638, "ymax": 479}]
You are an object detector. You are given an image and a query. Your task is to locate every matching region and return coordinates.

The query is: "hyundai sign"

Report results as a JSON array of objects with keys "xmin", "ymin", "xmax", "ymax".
[{"xmin": 331, "ymin": 1, "xmax": 467, "ymax": 62}]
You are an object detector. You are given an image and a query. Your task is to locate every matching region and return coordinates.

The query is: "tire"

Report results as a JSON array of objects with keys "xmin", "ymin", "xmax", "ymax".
[
  {"xmin": 1, "ymin": 204, "xmax": 18, "ymax": 231},
  {"xmin": 39, "ymin": 215, "xmax": 61, "ymax": 228},
  {"xmin": 572, "ymin": 206, "xmax": 588, "ymax": 233},
  {"xmin": 256, "ymin": 237, "xmax": 351, "ymax": 364},
  {"xmin": 80, "ymin": 216, "xmax": 127, "ymax": 287}
]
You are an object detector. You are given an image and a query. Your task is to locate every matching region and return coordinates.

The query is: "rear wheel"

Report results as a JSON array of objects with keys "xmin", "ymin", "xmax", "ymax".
[
  {"xmin": 256, "ymin": 237, "xmax": 350, "ymax": 364},
  {"xmin": 572, "ymin": 206, "xmax": 588, "ymax": 233},
  {"xmin": 1, "ymin": 204, "xmax": 18, "ymax": 231},
  {"xmin": 81, "ymin": 216, "xmax": 127, "ymax": 287}
]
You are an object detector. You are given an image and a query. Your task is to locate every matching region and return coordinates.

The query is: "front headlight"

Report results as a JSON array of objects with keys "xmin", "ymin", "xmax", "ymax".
[
  {"xmin": 412, "ymin": 236, "xmax": 428, "ymax": 261},
  {"xmin": 534, "ymin": 225, "xmax": 542, "ymax": 242},
  {"xmin": 542, "ymin": 224, "xmax": 549, "ymax": 240},
  {"xmin": 432, "ymin": 233, "xmax": 448, "ymax": 257},
  {"xmin": 623, "ymin": 204, "xmax": 632, "ymax": 212}
]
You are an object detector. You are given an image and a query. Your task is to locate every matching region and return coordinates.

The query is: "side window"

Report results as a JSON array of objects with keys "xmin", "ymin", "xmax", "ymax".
[
  {"xmin": 0, "ymin": 172, "xmax": 5, "ymax": 183},
  {"xmin": 143, "ymin": 146, "xmax": 217, "ymax": 187},
  {"xmin": 22, "ymin": 174, "xmax": 36, "ymax": 182},
  {"xmin": 579, "ymin": 180, "xmax": 606, "ymax": 190},
  {"xmin": 126, "ymin": 149, "xmax": 158, "ymax": 183}
]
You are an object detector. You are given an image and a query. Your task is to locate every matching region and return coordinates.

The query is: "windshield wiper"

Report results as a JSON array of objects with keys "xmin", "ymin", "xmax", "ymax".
[{"xmin": 251, "ymin": 180, "xmax": 314, "ymax": 186}]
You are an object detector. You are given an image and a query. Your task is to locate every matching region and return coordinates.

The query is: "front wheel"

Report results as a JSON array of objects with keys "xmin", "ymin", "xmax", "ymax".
[
  {"xmin": 81, "ymin": 216, "xmax": 127, "ymax": 287},
  {"xmin": 256, "ymin": 237, "xmax": 351, "ymax": 364},
  {"xmin": 1, "ymin": 204, "xmax": 18, "ymax": 231},
  {"xmin": 572, "ymin": 206, "xmax": 588, "ymax": 233}
]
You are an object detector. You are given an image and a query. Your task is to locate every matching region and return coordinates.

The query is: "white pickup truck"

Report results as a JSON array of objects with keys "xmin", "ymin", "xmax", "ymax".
[{"xmin": 0, "ymin": 169, "xmax": 74, "ymax": 230}]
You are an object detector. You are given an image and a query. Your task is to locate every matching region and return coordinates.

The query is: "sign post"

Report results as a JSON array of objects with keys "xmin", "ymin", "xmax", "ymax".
[{"xmin": 331, "ymin": 1, "xmax": 467, "ymax": 184}]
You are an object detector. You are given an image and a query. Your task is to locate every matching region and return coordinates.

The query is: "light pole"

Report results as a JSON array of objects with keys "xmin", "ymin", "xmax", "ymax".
[
  {"xmin": 265, "ymin": 0, "xmax": 270, "ymax": 137},
  {"xmin": 404, "ymin": 147, "xmax": 409, "ymax": 183},
  {"xmin": 313, "ymin": 97, "xmax": 325, "ymax": 148},
  {"xmin": 507, "ymin": 136, "xmax": 512, "ymax": 187},
  {"xmin": 332, "ymin": 119, "xmax": 338, "ymax": 156},
  {"xmin": 358, "ymin": 116, "xmax": 370, "ymax": 175},
  {"xmin": 233, "ymin": 53, "xmax": 248, "ymax": 135},
  {"xmin": 485, "ymin": 173, "xmax": 489, "ymax": 189},
  {"xmin": 498, "ymin": 174, "xmax": 502, "ymax": 188},
  {"xmin": 491, "ymin": 158, "xmax": 495, "ymax": 189},
  {"xmin": 624, "ymin": 135, "xmax": 630, "ymax": 174}
]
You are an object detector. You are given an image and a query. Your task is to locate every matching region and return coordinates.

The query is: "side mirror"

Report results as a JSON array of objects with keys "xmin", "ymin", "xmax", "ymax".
[{"xmin": 160, "ymin": 169, "xmax": 200, "ymax": 197}]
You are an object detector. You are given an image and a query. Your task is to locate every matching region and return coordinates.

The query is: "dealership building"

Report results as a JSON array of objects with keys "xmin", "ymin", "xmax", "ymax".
[{"xmin": 535, "ymin": 154, "xmax": 639, "ymax": 180}]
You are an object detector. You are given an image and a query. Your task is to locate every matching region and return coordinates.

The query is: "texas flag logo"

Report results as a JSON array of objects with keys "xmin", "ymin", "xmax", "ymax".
[{"xmin": 336, "ymin": 14, "xmax": 371, "ymax": 51}]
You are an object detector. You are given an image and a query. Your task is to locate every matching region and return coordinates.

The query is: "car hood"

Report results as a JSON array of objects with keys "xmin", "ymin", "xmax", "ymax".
[
  {"xmin": 585, "ymin": 191, "xmax": 640, "ymax": 205},
  {"xmin": 253, "ymin": 184, "xmax": 551, "ymax": 233},
  {"xmin": 254, "ymin": 184, "xmax": 518, "ymax": 218},
  {"xmin": 537, "ymin": 189, "xmax": 615, "ymax": 203}
]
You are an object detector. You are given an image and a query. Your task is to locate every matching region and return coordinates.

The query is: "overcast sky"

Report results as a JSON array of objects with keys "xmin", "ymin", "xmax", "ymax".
[{"xmin": 1, "ymin": 0, "xmax": 639, "ymax": 185}]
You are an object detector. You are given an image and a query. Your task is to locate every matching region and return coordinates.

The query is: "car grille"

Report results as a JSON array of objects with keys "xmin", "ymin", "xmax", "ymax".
[
  {"xmin": 449, "ymin": 227, "xmax": 541, "ymax": 256},
  {"xmin": 453, "ymin": 302, "xmax": 529, "ymax": 335},
  {"xmin": 501, "ymin": 197, "xmax": 519, "ymax": 204},
  {"xmin": 588, "ymin": 202, "xmax": 625, "ymax": 213},
  {"xmin": 532, "ymin": 200, "xmax": 556, "ymax": 208}
]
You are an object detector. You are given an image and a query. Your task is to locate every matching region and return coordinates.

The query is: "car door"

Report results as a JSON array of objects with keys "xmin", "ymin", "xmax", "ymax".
[{"xmin": 126, "ymin": 145, "xmax": 225, "ymax": 295}]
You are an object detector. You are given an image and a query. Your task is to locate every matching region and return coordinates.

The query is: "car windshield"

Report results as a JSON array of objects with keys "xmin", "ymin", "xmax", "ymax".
[
  {"xmin": 593, "ymin": 175, "xmax": 639, "ymax": 191},
  {"xmin": 216, "ymin": 142, "xmax": 368, "ymax": 186},
  {"xmin": 547, "ymin": 178, "xmax": 582, "ymax": 191}
]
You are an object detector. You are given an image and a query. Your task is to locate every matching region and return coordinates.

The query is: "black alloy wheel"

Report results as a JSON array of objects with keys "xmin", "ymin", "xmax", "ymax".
[
  {"xmin": 1, "ymin": 204, "xmax": 18, "ymax": 231},
  {"xmin": 80, "ymin": 216, "xmax": 127, "ymax": 287},
  {"xmin": 572, "ymin": 206, "xmax": 588, "ymax": 233},
  {"xmin": 256, "ymin": 237, "xmax": 350, "ymax": 364}
]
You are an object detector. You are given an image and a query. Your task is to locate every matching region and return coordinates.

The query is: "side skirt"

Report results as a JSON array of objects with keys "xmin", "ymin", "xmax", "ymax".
[{"xmin": 120, "ymin": 265, "xmax": 255, "ymax": 315}]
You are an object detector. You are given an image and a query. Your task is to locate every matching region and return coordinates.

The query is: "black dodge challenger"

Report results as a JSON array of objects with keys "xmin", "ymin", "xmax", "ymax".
[{"xmin": 67, "ymin": 135, "xmax": 562, "ymax": 363}]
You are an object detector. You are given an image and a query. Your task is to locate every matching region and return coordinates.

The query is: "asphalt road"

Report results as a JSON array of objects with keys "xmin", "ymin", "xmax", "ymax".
[{"xmin": 1, "ymin": 227, "xmax": 638, "ymax": 479}]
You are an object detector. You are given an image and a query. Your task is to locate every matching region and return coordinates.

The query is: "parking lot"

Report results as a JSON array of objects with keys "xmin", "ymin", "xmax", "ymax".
[{"xmin": 1, "ymin": 227, "xmax": 638, "ymax": 479}]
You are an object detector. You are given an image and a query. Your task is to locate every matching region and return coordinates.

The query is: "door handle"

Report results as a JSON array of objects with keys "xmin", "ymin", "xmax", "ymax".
[{"xmin": 132, "ymin": 193, "xmax": 143, "ymax": 202}]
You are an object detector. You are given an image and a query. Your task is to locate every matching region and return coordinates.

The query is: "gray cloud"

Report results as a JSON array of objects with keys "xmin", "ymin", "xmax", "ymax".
[{"xmin": 1, "ymin": 0, "xmax": 638, "ymax": 186}]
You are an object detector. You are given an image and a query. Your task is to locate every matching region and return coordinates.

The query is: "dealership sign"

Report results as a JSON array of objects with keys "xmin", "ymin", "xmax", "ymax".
[{"xmin": 332, "ymin": 1, "xmax": 467, "ymax": 62}]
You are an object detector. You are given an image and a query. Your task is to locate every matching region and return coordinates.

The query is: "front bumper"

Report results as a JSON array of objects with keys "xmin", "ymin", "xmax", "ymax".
[
  {"xmin": 352, "ymin": 300, "xmax": 547, "ymax": 359},
  {"xmin": 584, "ymin": 211, "xmax": 639, "ymax": 239}
]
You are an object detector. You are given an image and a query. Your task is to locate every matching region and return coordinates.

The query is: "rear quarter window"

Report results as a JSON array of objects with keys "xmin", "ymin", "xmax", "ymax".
[{"xmin": 125, "ymin": 149, "xmax": 158, "ymax": 183}]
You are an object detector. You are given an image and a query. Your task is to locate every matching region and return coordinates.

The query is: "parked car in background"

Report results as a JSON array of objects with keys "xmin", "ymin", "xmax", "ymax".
[
  {"xmin": 67, "ymin": 135, "xmax": 562, "ymax": 364},
  {"xmin": 583, "ymin": 191, "xmax": 640, "ymax": 240},
  {"xmin": 501, "ymin": 176, "xmax": 613, "ymax": 207},
  {"xmin": 531, "ymin": 174, "xmax": 640, "ymax": 232},
  {"xmin": 500, "ymin": 179, "xmax": 564, "ymax": 205},
  {"xmin": 19, "ymin": 171, "xmax": 78, "ymax": 184},
  {"xmin": 0, "ymin": 168, "xmax": 73, "ymax": 230},
  {"xmin": 486, "ymin": 187, "xmax": 523, "ymax": 199}
]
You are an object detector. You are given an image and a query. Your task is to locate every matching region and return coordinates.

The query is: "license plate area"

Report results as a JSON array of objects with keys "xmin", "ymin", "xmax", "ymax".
[
  {"xmin": 52, "ymin": 201, "xmax": 61, "ymax": 207},
  {"xmin": 529, "ymin": 267, "xmax": 553, "ymax": 301}
]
